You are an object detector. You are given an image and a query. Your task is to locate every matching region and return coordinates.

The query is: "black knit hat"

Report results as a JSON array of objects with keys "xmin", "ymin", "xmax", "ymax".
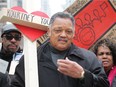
[{"xmin": 1, "ymin": 24, "xmax": 21, "ymax": 37}]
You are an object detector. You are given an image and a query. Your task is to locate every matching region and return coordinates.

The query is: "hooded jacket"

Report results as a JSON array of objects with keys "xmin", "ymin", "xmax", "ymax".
[{"xmin": 0, "ymin": 45, "xmax": 23, "ymax": 72}]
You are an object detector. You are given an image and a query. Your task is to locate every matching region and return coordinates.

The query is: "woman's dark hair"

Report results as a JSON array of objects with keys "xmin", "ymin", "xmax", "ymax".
[{"xmin": 93, "ymin": 38, "xmax": 116, "ymax": 65}]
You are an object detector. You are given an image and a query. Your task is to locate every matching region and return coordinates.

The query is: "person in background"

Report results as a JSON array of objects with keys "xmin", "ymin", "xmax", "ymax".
[
  {"xmin": 0, "ymin": 23, "xmax": 23, "ymax": 75},
  {"xmin": 93, "ymin": 38, "xmax": 116, "ymax": 87},
  {"xmin": 11, "ymin": 12, "xmax": 109, "ymax": 87}
]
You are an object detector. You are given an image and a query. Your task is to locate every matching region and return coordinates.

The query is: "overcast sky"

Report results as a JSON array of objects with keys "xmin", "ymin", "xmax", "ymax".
[{"xmin": 49, "ymin": 0, "xmax": 66, "ymax": 16}]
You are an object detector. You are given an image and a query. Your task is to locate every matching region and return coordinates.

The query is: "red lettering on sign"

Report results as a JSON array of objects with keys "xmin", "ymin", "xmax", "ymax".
[{"xmin": 73, "ymin": 0, "xmax": 116, "ymax": 49}]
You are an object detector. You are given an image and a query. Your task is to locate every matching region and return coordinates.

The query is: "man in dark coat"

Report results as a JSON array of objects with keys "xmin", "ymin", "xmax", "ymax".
[
  {"xmin": 0, "ymin": 23, "xmax": 23, "ymax": 73},
  {"xmin": 11, "ymin": 12, "xmax": 109, "ymax": 87},
  {"xmin": 0, "ymin": 23, "xmax": 23, "ymax": 86}
]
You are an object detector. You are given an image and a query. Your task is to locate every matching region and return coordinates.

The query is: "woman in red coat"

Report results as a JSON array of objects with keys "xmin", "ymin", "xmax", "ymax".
[{"xmin": 94, "ymin": 38, "xmax": 116, "ymax": 87}]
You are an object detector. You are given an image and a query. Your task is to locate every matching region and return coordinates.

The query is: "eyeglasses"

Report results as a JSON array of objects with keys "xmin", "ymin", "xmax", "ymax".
[{"xmin": 3, "ymin": 34, "xmax": 21, "ymax": 41}]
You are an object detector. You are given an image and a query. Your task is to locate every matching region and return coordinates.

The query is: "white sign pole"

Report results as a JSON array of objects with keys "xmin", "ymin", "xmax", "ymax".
[
  {"xmin": 23, "ymin": 36, "xmax": 39, "ymax": 87},
  {"xmin": 0, "ymin": 8, "xmax": 49, "ymax": 87}
]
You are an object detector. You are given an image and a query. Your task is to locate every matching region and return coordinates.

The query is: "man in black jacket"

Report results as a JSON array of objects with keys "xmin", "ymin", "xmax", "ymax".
[
  {"xmin": 11, "ymin": 12, "xmax": 109, "ymax": 87},
  {"xmin": 0, "ymin": 23, "xmax": 23, "ymax": 74},
  {"xmin": 0, "ymin": 23, "xmax": 23, "ymax": 86}
]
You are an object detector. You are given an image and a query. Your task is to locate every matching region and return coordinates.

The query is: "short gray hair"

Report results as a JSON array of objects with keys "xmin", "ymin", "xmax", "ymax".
[{"xmin": 49, "ymin": 12, "xmax": 75, "ymax": 28}]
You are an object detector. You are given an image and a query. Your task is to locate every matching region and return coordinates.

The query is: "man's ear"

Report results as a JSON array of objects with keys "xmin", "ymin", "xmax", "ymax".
[
  {"xmin": 72, "ymin": 28, "xmax": 75, "ymax": 37},
  {"xmin": 73, "ymin": 32, "xmax": 75, "ymax": 38},
  {"xmin": 1, "ymin": 38, "xmax": 4, "ymax": 43},
  {"xmin": 47, "ymin": 27, "xmax": 51, "ymax": 37}
]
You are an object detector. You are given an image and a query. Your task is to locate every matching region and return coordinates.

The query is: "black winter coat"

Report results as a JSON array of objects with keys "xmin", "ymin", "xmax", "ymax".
[
  {"xmin": 0, "ymin": 72, "xmax": 10, "ymax": 87},
  {"xmin": 11, "ymin": 42, "xmax": 109, "ymax": 87}
]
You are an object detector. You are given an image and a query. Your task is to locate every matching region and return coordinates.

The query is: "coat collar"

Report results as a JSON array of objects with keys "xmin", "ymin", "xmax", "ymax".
[
  {"xmin": 41, "ymin": 41, "xmax": 85, "ymax": 60},
  {"xmin": 69, "ymin": 44, "xmax": 85, "ymax": 60}
]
